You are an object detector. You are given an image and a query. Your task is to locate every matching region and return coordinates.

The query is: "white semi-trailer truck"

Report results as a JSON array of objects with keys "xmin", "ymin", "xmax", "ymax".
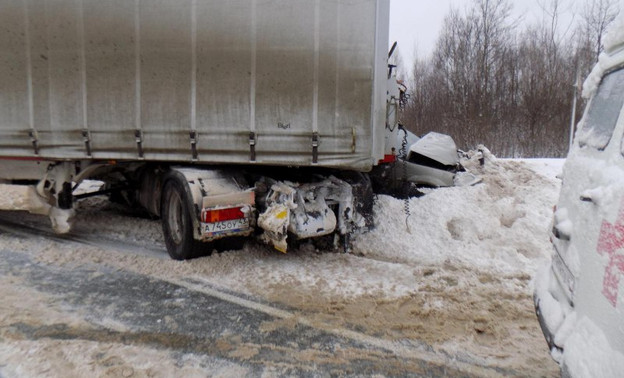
[{"xmin": 0, "ymin": 0, "xmax": 401, "ymax": 259}]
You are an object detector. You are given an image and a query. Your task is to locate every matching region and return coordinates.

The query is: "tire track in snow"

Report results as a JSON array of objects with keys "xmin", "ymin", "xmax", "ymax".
[{"xmin": 0, "ymin": 211, "xmax": 168, "ymax": 260}]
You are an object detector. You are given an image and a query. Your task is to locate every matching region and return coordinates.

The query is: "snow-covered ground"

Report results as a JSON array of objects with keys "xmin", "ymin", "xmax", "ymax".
[{"xmin": 0, "ymin": 152, "xmax": 564, "ymax": 376}]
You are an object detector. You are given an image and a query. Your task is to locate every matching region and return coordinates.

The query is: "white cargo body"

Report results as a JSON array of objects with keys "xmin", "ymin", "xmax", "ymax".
[{"xmin": 0, "ymin": 0, "xmax": 389, "ymax": 171}]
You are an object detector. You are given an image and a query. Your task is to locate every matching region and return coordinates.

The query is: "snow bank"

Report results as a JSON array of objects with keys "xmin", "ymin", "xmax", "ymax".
[
  {"xmin": 354, "ymin": 151, "xmax": 562, "ymax": 277},
  {"xmin": 518, "ymin": 158, "xmax": 565, "ymax": 180}
]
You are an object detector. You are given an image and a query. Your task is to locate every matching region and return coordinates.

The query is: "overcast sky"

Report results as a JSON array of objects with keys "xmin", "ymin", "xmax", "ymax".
[{"xmin": 389, "ymin": 0, "xmax": 624, "ymax": 69}]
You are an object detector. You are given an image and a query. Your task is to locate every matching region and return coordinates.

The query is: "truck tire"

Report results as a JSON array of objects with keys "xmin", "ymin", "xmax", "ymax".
[{"xmin": 161, "ymin": 173, "xmax": 209, "ymax": 260}]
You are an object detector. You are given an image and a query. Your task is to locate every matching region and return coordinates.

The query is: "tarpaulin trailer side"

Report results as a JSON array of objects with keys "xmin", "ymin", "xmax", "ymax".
[{"xmin": 0, "ymin": 0, "xmax": 390, "ymax": 172}]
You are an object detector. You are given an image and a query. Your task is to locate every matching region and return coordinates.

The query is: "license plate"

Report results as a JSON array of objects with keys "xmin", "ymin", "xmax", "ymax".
[{"xmin": 202, "ymin": 218, "xmax": 249, "ymax": 234}]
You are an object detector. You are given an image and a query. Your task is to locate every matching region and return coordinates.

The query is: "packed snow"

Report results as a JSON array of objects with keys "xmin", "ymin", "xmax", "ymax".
[
  {"xmin": 355, "ymin": 153, "xmax": 559, "ymax": 276},
  {"xmin": 0, "ymin": 151, "xmax": 565, "ymax": 376}
]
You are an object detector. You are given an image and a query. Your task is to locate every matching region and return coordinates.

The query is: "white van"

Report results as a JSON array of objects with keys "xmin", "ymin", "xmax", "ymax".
[{"xmin": 533, "ymin": 19, "xmax": 624, "ymax": 377}]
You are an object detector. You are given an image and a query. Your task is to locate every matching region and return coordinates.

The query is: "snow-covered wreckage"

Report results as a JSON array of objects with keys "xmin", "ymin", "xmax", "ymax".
[
  {"xmin": 533, "ymin": 14, "xmax": 624, "ymax": 377},
  {"xmin": 370, "ymin": 129, "xmax": 480, "ymax": 197}
]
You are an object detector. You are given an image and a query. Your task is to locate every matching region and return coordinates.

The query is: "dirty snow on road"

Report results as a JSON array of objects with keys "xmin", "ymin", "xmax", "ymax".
[{"xmin": 0, "ymin": 151, "xmax": 563, "ymax": 376}]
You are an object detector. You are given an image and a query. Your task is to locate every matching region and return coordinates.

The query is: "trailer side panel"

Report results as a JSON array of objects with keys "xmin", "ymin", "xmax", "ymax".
[{"xmin": 0, "ymin": 0, "xmax": 389, "ymax": 171}]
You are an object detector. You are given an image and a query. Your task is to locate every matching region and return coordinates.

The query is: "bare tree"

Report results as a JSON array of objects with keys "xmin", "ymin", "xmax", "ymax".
[
  {"xmin": 402, "ymin": 0, "xmax": 621, "ymax": 158},
  {"xmin": 583, "ymin": 0, "xmax": 619, "ymax": 60}
]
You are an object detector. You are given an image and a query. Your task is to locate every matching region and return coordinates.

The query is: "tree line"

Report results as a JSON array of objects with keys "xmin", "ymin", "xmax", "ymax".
[{"xmin": 401, "ymin": 0, "xmax": 619, "ymax": 158}]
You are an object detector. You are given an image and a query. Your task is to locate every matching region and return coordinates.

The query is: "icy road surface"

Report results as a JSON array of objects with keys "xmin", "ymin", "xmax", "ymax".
[{"xmin": 0, "ymin": 152, "xmax": 562, "ymax": 376}]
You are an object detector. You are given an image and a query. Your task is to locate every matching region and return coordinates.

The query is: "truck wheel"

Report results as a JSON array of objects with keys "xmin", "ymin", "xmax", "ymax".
[{"xmin": 161, "ymin": 174, "xmax": 208, "ymax": 260}]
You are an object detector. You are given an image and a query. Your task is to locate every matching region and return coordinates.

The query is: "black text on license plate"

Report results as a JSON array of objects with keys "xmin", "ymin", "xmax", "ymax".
[{"xmin": 203, "ymin": 219, "xmax": 249, "ymax": 234}]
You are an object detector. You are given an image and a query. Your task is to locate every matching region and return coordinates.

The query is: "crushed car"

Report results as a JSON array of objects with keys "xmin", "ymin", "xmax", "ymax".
[{"xmin": 371, "ymin": 129, "xmax": 480, "ymax": 197}]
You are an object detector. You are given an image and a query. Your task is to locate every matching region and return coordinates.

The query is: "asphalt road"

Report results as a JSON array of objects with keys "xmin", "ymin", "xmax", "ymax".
[{"xmin": 0, "ymin": 212, "xmax": 525, "ymax": 377}]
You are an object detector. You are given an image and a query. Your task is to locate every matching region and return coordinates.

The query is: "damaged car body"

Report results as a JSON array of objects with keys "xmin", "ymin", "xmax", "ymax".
[{"xmin": 372, "ymin": 129, "xmax": 480, "ymax": 197}]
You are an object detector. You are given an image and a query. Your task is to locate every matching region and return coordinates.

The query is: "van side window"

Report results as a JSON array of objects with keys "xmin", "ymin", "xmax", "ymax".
[{"xmin": 578, "ymin": 68, "xmax": 624, "ymax": 150}]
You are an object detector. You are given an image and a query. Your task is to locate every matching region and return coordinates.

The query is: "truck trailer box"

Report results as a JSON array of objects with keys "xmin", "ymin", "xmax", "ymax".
[
  {"xmin": 0, "ymin": 0, "xmax": 398, "ymax": 259},
  {"xmin": 0, "ymin": 0, "xmax": 390, "ymax": 172}
]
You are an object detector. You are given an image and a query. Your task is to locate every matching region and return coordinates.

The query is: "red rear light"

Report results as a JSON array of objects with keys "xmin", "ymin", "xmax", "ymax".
[
  {"xmin": 203, "ymin": 207, "xmax": 244, "ymax": 223},
  {"xmin": 379, "ymin": 154, "xmax": 396, "ymax": 164}
]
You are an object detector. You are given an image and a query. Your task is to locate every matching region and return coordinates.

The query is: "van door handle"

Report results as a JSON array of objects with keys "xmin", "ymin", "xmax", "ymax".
[
  {"xmin": 580, "ymin": 194, "xmax": 594, "ymax": 203},
  {"xmin": 580, "ymin": 187, "xmax": 603, "ymax": 203}
]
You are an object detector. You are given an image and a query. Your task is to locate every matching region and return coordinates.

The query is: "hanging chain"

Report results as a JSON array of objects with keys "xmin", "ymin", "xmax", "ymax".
[
  {"xmin": 399, "ymin": 125, "xmax": 411, "ymax": 233},
  {"xmin": 396, "ymin": 82, "xmax": 412, "ymax": 232}
]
